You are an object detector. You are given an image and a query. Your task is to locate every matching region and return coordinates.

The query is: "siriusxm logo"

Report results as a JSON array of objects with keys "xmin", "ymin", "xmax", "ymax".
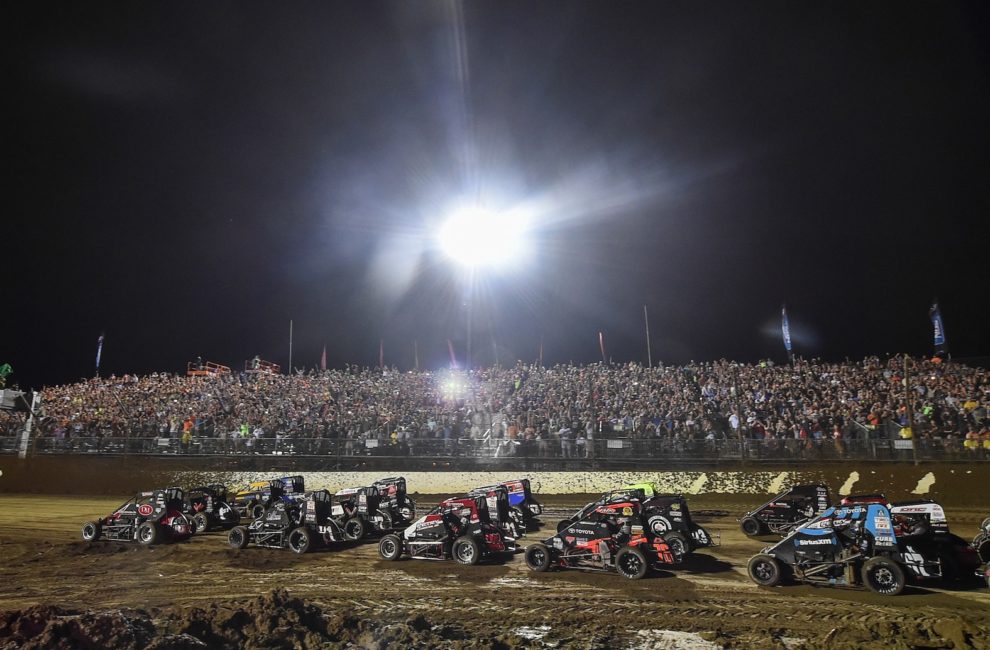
[{"xmin": 797, "ymin": 538, "xmax": 833, "ymax": 546}]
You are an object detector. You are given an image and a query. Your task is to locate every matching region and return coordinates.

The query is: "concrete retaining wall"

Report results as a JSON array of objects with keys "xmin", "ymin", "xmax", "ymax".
[{"xmin": 1, "ymin": 456, "xmax": 986, "ymax": 507}]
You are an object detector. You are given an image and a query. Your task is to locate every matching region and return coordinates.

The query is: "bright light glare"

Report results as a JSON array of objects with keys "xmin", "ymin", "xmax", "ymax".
[{"xmin": 438, "ymin": 206, "xmax": 526, "ymax": 268}]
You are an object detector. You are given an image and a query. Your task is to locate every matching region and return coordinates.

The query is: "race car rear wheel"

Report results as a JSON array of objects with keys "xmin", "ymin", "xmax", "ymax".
[
  {"xmin": 664, "ymin": 532, "xmax": 690, "ymax": 558},
  {"xmin": 862, "ymin": 556, "xmax": 906, "ymax": 596},
  {"xmin": 975, "ymin": 535, "xmax": 990, "ymax": 564},
  {"xmin": 981, "ymin": 516, "xmax": 990, "ymax": 532},
  {"xmin": 344, "ymin": 517, "xmax": 367, "ymax": 540},
  {"xmin": 615, "ymin": 546, "xmax": 648, "ymax": 579},
  {"xmin": 740, "ymin": 517, "xmax": 761, "ymax": 537},
  {"xmin": 379, "ymin": 534, "xmax": 403, "ymax": 561},
  {"xmin": 138, "ymin": 521, "xmax": 161, "ymax": 546},
  {"xmin": 556, "ymin": 520, "xmax": 571, "ymax": 534},
  {"xmin": 288, "ymin": 526, "xmax": 313, "ymax": 554},
  {"xmin": 453, "ymin": 537, "xmax": 481, "ymax": 565},
  {"xmin": 82, "ymin": 521, "xmax": 101, "ymax": 541},
  {"xmin": 193, "ymin": 512, "xmax": 211, "ymax": 534},
  {"xmin": 251, "ymin": 503, "xmax": 266, "ymax": 520},
  {"xmin": 747, "ymin": 554, "xmax": 782, "ymax": 586},
  {"xmin": 524, "ymin": 543, "xmax": 552, "ymax": 572},
  {"xmin": 228, "ymin": 526, "xmax": 249, "ymax": 549}
]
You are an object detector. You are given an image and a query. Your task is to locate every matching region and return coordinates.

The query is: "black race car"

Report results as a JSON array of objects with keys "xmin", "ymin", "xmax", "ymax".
[
  {"xmin": 747, "ymin": 502, "xmax": 945, "ymax": 595},
  {"xmin": 183, "ymin": 484, "xmax": 240, "ymax": 533},
  {"xmin": 527, "ymin": 497, "xmax": 682, "ymax": 579},
  {"xmin": 558, "ymin": 490, "xmax": 716, "ymax": 557},
  {"xmin": 500, "ymin": 478, "xmax": 543, "ymax": 524},
  {"xmin": 330, "ymin": 483, "xmax": 414, "ymax": 540},
  {"xmin": 372, "ymin": 476, "xmax": 417, "ymax": 522},
  {"xmin": 227, "ymin": 483, "xmax": 344, "ymax": 554},
  {"xmin": 378, "ymin": 495, "xmax": 511, "ymax": 564},
  {"xmin": 82, "ymin": 487, "xmax": 194, "ymax": 545},
  {"xmin": 468, "ymin": 484, "xmax": 524, "ymax": 539},
  {"xmin": 230, "ymin": 475, "xmax": 307, "ymax": 519},
  {"xmin": 739, "ymin": 484, "xmax": 831, "ymax": 536}
]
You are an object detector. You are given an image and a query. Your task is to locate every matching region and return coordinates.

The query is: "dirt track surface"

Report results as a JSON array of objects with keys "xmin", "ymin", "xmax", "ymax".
[{"xmin": 1, "ymin": 495, "xmax": 988, "ymax": 649}]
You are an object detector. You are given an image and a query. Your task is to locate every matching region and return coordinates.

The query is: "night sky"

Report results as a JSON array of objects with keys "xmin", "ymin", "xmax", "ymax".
[{"xmin": 8, "ymin": 1, "xmax": 990, "ymax": 390}]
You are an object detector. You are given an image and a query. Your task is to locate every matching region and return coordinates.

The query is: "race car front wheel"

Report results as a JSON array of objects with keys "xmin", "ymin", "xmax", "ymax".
[
  {"xmin": 747, "ymin": 554, "xmax": 782, "ymax": 587},
  {"xmin": 193, "ymin": 512, "xmax": 211, "ymax": 534},
  {"xmin": 524, "ymin": 543, "xmax": 552, "ymax": 572},
  {"xmin": 453, "ymin": 537, "xmax": 481, "ymax": 565},
  {"xmin": 228, "ymin": 526, "xmax": 249, "ymax": 549},
  {"xmin": 82, "ymin": 521, "xmax": 101, "ymax": 542},
  {"xmin": 138, "ymin": 521, "xmax": 161, "ymax": 546},
  {"xmin": 344, "ymin": 517, "xmax": 367, "ymax": 541},
  {"xmin": 615, "ymin": 546, "xmax": 648, "ymax": 579},
  {"xmin": 288, "ymin": 527, "xmax": 313, "ymax": 554},
  {"xmin": 664, "ymin": 532, "xmax": 690, "ymax": 558},
  {"xmin": 862, "ymin": 556, "xmax": 906, "ymax": 596},
  {"xmin": 740, "ymin": 517, "xmax": 761, "ymax": 537},
  {"xmin": 379, "ymin": 534, "xmax": 403, "ymax": 561}
]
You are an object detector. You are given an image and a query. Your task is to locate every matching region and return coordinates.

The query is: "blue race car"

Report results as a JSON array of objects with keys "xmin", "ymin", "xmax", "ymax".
[{"xmin": 747, "ymin": 502, "xmax": 943, "ymax": 595}]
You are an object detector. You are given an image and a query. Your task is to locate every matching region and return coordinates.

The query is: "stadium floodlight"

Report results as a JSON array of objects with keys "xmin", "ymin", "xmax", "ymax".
[{"xmin": 438, "ymin": 204, "xmax": 526, "ymax": 269}]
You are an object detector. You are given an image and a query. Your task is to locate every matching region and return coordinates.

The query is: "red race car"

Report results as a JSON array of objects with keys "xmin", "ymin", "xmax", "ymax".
[{"xmin": 82, "ymin": 487, "xmax": 194, "ymax": 545}]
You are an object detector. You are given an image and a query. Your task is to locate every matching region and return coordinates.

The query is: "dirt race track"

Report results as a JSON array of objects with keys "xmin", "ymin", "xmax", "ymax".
[{"xmin": 1, "ymin": 491, "xmax": 988, "ymax": 650}]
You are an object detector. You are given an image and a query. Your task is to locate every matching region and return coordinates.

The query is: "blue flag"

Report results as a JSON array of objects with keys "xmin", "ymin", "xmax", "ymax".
[
  {"xmin": 929, "ymin": 303, "xmax": 946, "ymax": 352},
  {"xmin": 781, "ymin": 306, "xmax": 792, "ymax": 353},
  {"xmin": 95, "ymin": 334, "xmax": 105, "ymax": 373}
]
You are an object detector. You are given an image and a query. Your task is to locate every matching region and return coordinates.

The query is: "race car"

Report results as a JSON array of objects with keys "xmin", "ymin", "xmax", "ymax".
[
  {"xmin": 230, "ymin": 475, "xmax": 306, "ymax": 519},
  {"xmin": 739, "ymin": 484, "xmax": 831, "ymax": 536},
  {"xmin": 526, "ymin": 496, "xmax": 682, "ymax": 579},
  {"xmin": 468, "ymin": 484, "xmax": 524, "ymax": 539},
  {"xmin": 372, "ymin": 476, "xmax": 417, "ymax": 522},
  {"xmin": 81, "ymin": 487, "xmax": 194, "ymax": 545},
  {"xmin": 499, "ymin": 478, "xmax": 543, "ymax": 523},
  {"xmin": 182, "ymin": 484, "xmax": 240, "ymax": 533},
  {"xmin": 227, "ymin": 483, "xmax": 344, "ymax": 554},
  {"xmin": 557, "ymin": 489, "xmax": 716, "ymax": 556},
  {"xmin": 747, "ymin": 502, "xmax": 945, "ymax": 595},
  {"xmin": 330, "ymin": 483, "xmax": 415, "ymax": 540},
  {"xmin": 377, "ymin": 495, "xmax": 512, "ymax": 564}
]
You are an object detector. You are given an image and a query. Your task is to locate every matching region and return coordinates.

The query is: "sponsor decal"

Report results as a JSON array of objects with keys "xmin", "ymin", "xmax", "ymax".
[
  {"xmin": 622, "ymin": 507, "xmax": 633, "ymax": 516},
  {"xmin": 797, "ymin": 538, "xmax": 834, "ymax": 546},
  {"xmin": 670, "ymin": 503, "xmax": 680, "ymax": 511},
  {"xmin": 875, "ymin": 536, "xmax": 895, "ymax": 545},
  {"xmin": 874, "ymin": 516, "xmax": 890, "ymax": 530},
  {"xmin": 648, "ymin": 516, "xmax": 671, "ymax": 534},
  {"xmin": 137, "ymin": 504, "xmax": 154, "ymax": 517}
]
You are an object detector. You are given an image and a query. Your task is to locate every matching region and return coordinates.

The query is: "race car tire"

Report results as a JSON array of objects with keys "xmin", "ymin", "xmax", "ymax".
[
  {"xmin": 453, "ymin": 537, "xmax": 481, "ymax": 565},
  {"xmin": 556, "ymin": 520, "xmax": 572, "ymax": 534},
  {"xmin": 251, "ymin": 503, "xmax": 266, "ymax": 520},
  {"xmin": 747, "ymin": 554, "xmax": 782, "ymax": 587},
  {"xmin": 981, "ymin": 516, "xmax": 990, "ymax": 532},
  {"xmin": 288, "ymin": 526, "xmax": 313, "ymax": 554},
  {"xmin": 82, "ymin": 521, "xmax": 102, "ymax": 541},
  {"xmin": 862, "ymin": 556, "xmax": 906, "ymax": 596},
  {"xmin": 524, "ymin": 543, "xmax": 552, "ymax": 572},
  {"xmin": 138, "ymin": 521, "xmax": 161, "ymax": 546},
  {"xmin": 228, "ymin": 526, "xmax": 249, "ymax": 549},
  {"xmin": 664, "ymin": 532, "xmax": 690, "ymax": 558},
  {"xmin": 344, "ymin": 517, "xmax": 367, "ymax": 540},
  {"xmin": 379, "ymin": 534, "xmax": 404, "ymax": 561},
  {"xmin": 193, "ymin": 512, "xmax": 211, "ymax": 534},
  {"xmin": 740, "ymin": 517, "xmax": 761, "ymax": 537},
  {"xmin": 975, "ymin": 535, "xmax": 990, "ymax": 564},
  {"xmin": 615, "ymin": 546, "xmax": 648, "ymax": 580}
]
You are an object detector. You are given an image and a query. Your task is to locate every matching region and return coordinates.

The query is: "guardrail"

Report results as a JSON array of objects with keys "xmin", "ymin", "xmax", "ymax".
[{"xmin": 5, "ymin": 435, "xmax": 986, "ymax": 463}]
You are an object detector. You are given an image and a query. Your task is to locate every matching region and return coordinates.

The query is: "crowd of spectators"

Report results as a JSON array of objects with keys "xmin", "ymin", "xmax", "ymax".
[{"xmin": 3, "ymin": 356, "xmax": 988, "ymax": 458}]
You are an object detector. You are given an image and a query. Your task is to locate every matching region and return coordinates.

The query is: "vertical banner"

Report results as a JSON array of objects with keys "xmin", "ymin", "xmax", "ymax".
[
  {"xmin": 95, "ymin": 333, "xmax": 105, "ymax": 376},
  {"xmin": 598, "ymin": 331, "xmax": 606, "ymax": 363},
  {"xmin": 320, "ymin": 345, "xmax": 327, "ymax": 371},
  {"xmin": 781, "ymin": 305, "xmax": 793, "ymax": 354},
  {"xmin": 930, "ymin": 302, "xmax": 947, "ymax": 357}
]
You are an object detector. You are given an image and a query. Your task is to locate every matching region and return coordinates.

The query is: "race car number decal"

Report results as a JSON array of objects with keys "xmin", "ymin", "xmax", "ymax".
[{"xmin": 137, "ymin": 504, "xmax": 154, "ymax": 517}]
